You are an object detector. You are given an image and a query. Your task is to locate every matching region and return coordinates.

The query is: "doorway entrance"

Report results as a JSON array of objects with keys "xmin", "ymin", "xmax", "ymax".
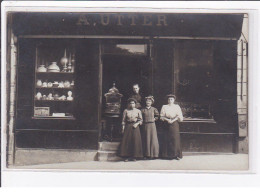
[{"xmin": 101, "ymin": 43, "xmax": 150, "ymax": 140}]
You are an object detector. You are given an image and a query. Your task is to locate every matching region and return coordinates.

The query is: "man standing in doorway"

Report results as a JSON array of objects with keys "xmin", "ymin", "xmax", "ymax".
[{"xmin": 130, "ymin": 84, "xmax": 142, "ymax": 109}]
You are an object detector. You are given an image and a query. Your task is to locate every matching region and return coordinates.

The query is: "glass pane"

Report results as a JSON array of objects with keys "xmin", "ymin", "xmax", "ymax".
[{"xmin": 104, "ymin": 44, "xmax": 147, "ymax": 55}]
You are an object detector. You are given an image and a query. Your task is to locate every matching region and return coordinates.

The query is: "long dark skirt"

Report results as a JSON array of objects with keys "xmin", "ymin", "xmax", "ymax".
[
  {"xmin": 162, "ymin": 121, "xmax": 183, "ymax": 159},
  {"xmin": 143, "ymin": 123, "xmax": 159, "ymax": 158},
  {"xmin": 119, "ymin": 123, "xmax": 143, "ymax": 158}
]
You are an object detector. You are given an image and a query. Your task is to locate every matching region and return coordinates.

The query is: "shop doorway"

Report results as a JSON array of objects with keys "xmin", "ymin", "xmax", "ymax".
[
  {"xmin": 101, "ymin": 43, "xmax": 150, "ymax": 141},
  {"xmin": 102, "ymin": 44, "xmax": 150, "ymax": 110}
]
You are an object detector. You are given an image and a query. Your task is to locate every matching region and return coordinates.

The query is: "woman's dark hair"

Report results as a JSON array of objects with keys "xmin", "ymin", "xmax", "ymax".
[
  {"xmin": 127, "ymin": 98, "xmax": 137, "ymax": 104},
  {"xmin": 132, "ymin": 83, "xmax": 140, "ymax": 88},
  {"xmin": 166, "ymin": 94, "xmax": 176, "ymax": 100}
]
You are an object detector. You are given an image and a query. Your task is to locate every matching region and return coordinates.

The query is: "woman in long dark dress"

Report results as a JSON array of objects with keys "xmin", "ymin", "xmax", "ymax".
[
  {"xmin": 160, "ymin": 94, "xmax": 184, "ymax": 160},
  {"xmin": 141, "ymin": 96, "xmax": 160, "ymax": 159},
  {"xmin": 119, "ymin": 98, "xmax": 143, "ymax": 162}
]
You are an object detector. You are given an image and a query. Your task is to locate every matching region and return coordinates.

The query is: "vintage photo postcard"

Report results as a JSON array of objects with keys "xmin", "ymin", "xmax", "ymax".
[{"xmin": 1, "ymin": 2, "xmax": 252, "ymax": 174}]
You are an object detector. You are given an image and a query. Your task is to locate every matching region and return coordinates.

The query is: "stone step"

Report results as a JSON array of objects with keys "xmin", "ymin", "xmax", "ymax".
[
  {"xmin": 98, "ymin": 141, "xmax": 120, "ymax": 151},
  {"xmin": 97, "ymin": 142, "xmax": 122, "ymax": 161},
  {"xmin": 97, "ymin": 150, "xmax": 122, "ymax": 161}
]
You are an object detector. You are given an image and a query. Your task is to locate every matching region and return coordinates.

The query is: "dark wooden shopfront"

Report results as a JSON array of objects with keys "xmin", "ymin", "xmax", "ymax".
[{"xmin": 11, "ymin": 13, "xmax": 243, "ymax": 154}]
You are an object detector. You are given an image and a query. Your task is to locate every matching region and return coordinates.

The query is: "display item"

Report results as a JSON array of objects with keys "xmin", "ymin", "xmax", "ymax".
[
  {"xmin": 59, "ymin": 95, "xmax": 66, "ymax": 101},
  {"xmin": 37, "ymin": 64, "xmax": 47, "ymax": 72},
  {"xmin": 53, "ymin": 81, "xmax": 59, "ymax": 87},
  {"xmin": 35, "ymin": 92, "xmax": 42, "ymax": 100},
  {"xmin": 60, "ymin": 49, "xmax": 68, "ymax": 72},
  {"xmin": 58, "ymin": 81, "xmax": 64, "ymax": 88},
  {"xmin": 34, "ymin": 107, "xmax": 50, "ymax": 117},
  {"xmin": 42, "ymin": 95, "xmax": 47, "ymax": 100},
  {"xmin": 71, "ymin": 53, "xmax": 75, "ymax": 72},
  {"xmin": 54, "ymin": 94, "xmax": 60, "ymax": 100},
  {"xmin": 47, "ymin": 82, "xmax": 53, "ymax": 88},
  {"xmin": 64, "ymin": 80, "xmax": 71, "ymax": 88},
  {"xmin": 47, "ymin": 93, "xmax": 54, "ymax": 100},
  {"xmin": 52, "ymin": 113, "xmax": 66, "ymax": 117},
  {"xmin": 36, "ymin": 79, "xmax": 42, "ymax": 87},
  {"xmin": 67, "ymin": 53, "xmax": 72, "ymax": 72},
  {"xmin": 42, "ymin": 82, "xmax": 48, "ymax": 87},
  {"xmin": 67, "ymin": 91, "xmax": 73, "ymax": 101},
  {"xmin": 47, "ymin": 62, "xmax": 60, "ymax": 72}
]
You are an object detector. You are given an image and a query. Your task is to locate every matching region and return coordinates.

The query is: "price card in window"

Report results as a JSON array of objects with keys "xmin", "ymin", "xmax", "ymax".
[{"xmin": 34, "ymin": 107, "xmax": 50, "ymax": 117}]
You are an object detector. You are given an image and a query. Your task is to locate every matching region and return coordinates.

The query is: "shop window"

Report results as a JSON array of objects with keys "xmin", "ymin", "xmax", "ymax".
[
  {"xmin": 33, "ymin": 41, "xmax": 76, "ymax": 120},
  {"xmin": 174, "ymin": 41, "xmax": 214, "ymax": 120}
]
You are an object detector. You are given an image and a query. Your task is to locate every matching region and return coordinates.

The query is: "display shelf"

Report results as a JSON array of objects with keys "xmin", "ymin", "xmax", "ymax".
[
  {"xmin": 35, "ymin": 99, "xmax": 74, "ymax": 102},
  {"xmin": 183, "ymin": 117, "xmax": 216, "ymax": 123},
  {"xmin": 33, "ymin": 45, "xmax": 76, "ymax": 118},
  {"xmin": 36, "ymin": 72, "xmax": 74, "ymax": 74},
  {"xmin": 32, "ymin": 116, "xmax": 75, "ymax": 120},
  {"xmin": 35, "ymin": 87, "xmax": 74, "ymax": 89}
]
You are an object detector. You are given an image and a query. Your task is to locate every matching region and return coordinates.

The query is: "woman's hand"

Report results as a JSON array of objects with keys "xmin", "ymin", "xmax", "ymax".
[
  {"xmin": 133, "ymin": 123, "xmax": 139, "ymax": 129},
  {"xmin": 121, "ymin": 125, "xmax": 125, "ymax": 134},
  {"xmin": 168, "ymin": 119, "xmax": 172, "ymax": 124},
  {"xmin": 168, "ymin": 117, "xmax": 179, "ymax": 124},
  {"xmin": 167, "ymin": 119, "xmax": 172, "ymax": 124}
]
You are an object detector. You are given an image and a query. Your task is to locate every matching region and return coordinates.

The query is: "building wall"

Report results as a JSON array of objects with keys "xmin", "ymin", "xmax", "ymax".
[{"xmin": 236, "ymin": 15, "xmax": 249, "ymax": 153}]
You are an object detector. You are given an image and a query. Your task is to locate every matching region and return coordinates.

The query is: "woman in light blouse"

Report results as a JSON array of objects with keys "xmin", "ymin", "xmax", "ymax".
[
  {"xmin": 160, "ymin": 94, "xmax": 183, "ymax": 160},
  {"xmin": 119, "ymin": 98, "xmax": 143, "ymax": 161}
]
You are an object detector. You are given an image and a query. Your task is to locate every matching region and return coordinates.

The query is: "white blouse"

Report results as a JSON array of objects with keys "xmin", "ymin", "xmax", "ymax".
[{"xmin": 160, "ymin": 104, "xmax": 184, "ymax": 122}]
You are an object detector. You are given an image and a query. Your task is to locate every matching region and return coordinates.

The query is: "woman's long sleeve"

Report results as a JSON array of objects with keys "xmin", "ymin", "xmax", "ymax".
[
  {"xmin": 154, "ymin": 108, "xmax": 159, "ymax": 121},
  {"xmin": 122, "ymin": 110, "xmax": 127, "ymax": 125},
  {"xmin": 137, "ymin": 110, "xmax": 143, "ymax": 125},
  {"xmin": 160, "ymin": 105, "xmax": 167, "ymax": 121},
  {"xmin": 177, "ymin": 105, "xmax": 184, "ymax": 122}
]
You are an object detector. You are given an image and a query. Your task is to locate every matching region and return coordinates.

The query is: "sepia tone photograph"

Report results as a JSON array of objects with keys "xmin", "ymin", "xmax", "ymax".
[{"xmin": 1, "ymin": 3, "xmax": 250, "ymax": 173}]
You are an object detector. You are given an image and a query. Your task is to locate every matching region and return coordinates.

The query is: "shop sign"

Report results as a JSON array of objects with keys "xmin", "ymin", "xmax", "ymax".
[
  {"xmin": 12, "ymin": 13, "xmax": 243, "ymax": 38},
  {"xmin": 76, "ymin": 14, "xmax": 168, "ymax": 26}
]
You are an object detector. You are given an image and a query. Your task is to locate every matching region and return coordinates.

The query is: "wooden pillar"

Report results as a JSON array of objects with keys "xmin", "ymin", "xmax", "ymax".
[
  {"xmin": 149, "ymin": 39, "xmax": 154, "ymax": 95},
  {"xmin": 7, "ymin": 31, "xmax": 18, "ymax": 166},
  {"xmin": 98, "ymin": 41, "xmax": 103, "ymax": 141},
  {"xmin": 173, "ymin": 41, "xmax": 180, "ymax": 95},
  {"xmin": 236, "ymin": 14, "xmax": 248, "ymax": 153}
]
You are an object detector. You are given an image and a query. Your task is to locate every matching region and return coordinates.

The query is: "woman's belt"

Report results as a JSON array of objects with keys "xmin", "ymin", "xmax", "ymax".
[
  {"xmin": 126, "ymin": 121, "xmax": 137, "ymax": 124},
  {"xmin": 143, "ymin": 121, "xmax": 155, "ymax": 124}
]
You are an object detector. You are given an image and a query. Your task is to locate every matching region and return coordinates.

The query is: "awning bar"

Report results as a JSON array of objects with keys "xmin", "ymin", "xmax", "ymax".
[{"xmin": 19, "ymin": 35, "xmax": 238, "ymax": 41}]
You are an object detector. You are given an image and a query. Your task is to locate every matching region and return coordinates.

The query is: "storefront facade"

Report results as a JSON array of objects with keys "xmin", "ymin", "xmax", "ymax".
[{"xmin": 5, "ymin": 12, "xmax": 248, "ymax": 165}]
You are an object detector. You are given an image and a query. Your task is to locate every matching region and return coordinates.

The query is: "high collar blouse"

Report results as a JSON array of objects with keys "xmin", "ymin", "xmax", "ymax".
[
  {"xmin": 122, "ymin": 108, "xmax": 143, "ymax": 125},
  {"xmin": 160, "ymin": 104, "xmax": 184, "ymax": 122},
  {"xmin": 141, "ymin": 106, "xmax": 159, "ymax": 123}
]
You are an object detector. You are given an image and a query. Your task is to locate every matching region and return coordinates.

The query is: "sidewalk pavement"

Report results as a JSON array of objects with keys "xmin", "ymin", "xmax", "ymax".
[{"xmin": 12, "ymin": 154, "xmax": 249, "ymax": 171}]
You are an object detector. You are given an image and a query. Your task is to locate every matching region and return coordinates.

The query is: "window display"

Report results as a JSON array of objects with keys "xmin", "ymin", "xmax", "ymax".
[{"xmin": 33, "ymin": 45, "xmax": 76, "ymax": 119}]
